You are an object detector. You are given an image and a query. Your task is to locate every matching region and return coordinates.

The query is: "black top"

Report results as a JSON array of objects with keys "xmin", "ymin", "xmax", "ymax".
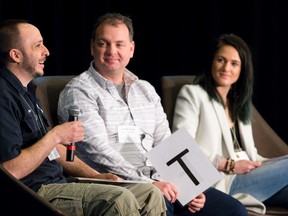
[{"xmin": 0, "ymin": 67, "xmax": 67, "ymax": 192}]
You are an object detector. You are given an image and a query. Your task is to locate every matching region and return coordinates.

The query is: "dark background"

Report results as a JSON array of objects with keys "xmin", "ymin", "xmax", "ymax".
[{"xmin": 1, "ymin": 0, "xmax": 288, "ymax": 144}]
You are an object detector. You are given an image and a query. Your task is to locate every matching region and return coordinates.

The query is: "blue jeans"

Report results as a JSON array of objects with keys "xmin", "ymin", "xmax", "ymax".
[
  {"xmin": 229, "ymin": 155, "xmax": 288, "ymax": 207},
  {"xmin": 165, "ymin": 187, "xmax": 247, "ymax": 216}
]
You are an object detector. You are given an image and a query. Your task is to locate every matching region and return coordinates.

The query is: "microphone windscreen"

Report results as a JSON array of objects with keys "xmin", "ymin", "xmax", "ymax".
[{"xmin": 68, "ymin": 105, "xmax": 80, "ymax": 117}]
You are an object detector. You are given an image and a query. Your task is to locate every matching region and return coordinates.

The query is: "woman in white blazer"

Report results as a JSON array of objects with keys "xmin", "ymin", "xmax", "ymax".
[{"xmin": 172, "ymin": 33, "xmax": 288, "ymax": 214}]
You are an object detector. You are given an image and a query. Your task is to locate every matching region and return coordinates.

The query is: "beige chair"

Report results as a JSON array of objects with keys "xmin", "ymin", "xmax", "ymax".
[
  {"xmin": 0, "ymin": 164, "xmax": 68, "ymax": 216},
  {"xmin": 161, "ymin": 75, "xmax": 288, "ymax": 216},
  {"xmin": 34, "ymin": 75, "xmax": 75, "ymax": 128}
]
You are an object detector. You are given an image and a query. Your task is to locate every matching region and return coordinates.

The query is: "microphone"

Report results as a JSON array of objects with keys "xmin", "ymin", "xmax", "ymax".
[{"xmin": 66, "ymin": 105, "xmax": 80, "ymax": 162}]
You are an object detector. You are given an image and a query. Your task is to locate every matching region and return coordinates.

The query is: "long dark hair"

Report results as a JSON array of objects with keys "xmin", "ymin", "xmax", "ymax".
[{"xmin": 194, "ymin": 33, "xmax": 254, "ymax": 124}]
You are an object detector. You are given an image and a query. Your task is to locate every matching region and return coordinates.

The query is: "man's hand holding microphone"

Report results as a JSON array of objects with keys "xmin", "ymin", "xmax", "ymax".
[{"xmin": 66, "ymin": 105, "xmax": 81, "ymax": 162}]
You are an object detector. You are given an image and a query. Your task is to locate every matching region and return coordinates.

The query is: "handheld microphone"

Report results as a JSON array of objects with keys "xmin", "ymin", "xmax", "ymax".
[{"xmin": 66, "ymin": 105, "xmax": 80, "ymax": 162}]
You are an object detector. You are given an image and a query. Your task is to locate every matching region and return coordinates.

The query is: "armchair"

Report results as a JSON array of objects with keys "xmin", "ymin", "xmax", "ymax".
[
  {"xmin": 0, "ymin": 164, "xmax": 67, "ymax": 215},
  {"xmin": 34, "ymin": 75, "xmax": 75, "ymax": 128}
]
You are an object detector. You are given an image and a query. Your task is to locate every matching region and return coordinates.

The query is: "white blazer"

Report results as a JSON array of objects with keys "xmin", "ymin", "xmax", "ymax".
[{"xmin": 172, "ymin": 84, "xmax": 267, "ymax": 214}]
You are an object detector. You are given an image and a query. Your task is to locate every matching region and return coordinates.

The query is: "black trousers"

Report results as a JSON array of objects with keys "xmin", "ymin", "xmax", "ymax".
[{"xmin": 165, "ymin": 187, "xmax": 248, "ymax": 216}]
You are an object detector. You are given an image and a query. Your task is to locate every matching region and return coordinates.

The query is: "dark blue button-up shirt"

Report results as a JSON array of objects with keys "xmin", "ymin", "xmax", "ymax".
[{"xmin": 0, "ymin": 67, "xmax": 67, "ymax": 192}]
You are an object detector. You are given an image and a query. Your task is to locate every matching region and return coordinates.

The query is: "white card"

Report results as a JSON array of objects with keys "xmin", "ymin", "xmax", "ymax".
[{"xmin": 145, "ymin": 127, "xmax": 222, "ymax": 206}]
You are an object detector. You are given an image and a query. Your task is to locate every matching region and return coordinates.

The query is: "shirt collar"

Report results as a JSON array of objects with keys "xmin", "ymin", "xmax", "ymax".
[
  {"xmin": 0, "ymin": 66, "xmax": 36, "ymax": 96},
  {"xmin": 87, "ymin": 61, "xmax": 139, "ymax": 89}
]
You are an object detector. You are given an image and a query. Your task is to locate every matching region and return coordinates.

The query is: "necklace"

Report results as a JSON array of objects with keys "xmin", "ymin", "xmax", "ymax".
[
  {"xmin": 230, "ymin": 125, "xmax": 250, "ymax": 161},
  {"xmin": 223, "ymin": 100, "xmax": 229, "ymax": 109},
  {"xmin": 230, "ymin": 125, "xmax": 242, "ymax": 152}
]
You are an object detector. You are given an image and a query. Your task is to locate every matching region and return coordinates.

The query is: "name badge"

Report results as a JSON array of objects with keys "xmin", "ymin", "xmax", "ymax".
[
  {"xmin": 118, "ymin": 125, "xmax": 141, "ymax": 143},
  {"xmin": 234, "ymin": 150, "xmax": 250, "ymax": 161},
  {"xmin": 48, "ymin": 147, "xmax": 60, "ymax": 160}
]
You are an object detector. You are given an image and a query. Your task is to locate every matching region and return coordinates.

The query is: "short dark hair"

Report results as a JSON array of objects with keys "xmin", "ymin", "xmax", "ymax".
[
  {"xmin": 0, "ymin": 19, "xmax": 29, "ymax": 66},
  {"xmin": 91, "ymin": 13, "xmax": 134, "ymax": 42}
]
